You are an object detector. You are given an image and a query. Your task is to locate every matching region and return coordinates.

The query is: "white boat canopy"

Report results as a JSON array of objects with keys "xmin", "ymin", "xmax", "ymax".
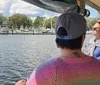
[{"xmin": 22, "ymin": 0, "xmax": 100, "ymax": 17}]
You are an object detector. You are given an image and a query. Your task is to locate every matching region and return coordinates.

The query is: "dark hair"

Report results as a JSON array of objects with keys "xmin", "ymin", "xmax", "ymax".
[
  {"xmin": 97, "ymin": 22, "xmax": 100, "ymax": 24},
  {"xmin": 55, "ymin": 27, "xmax": 83, "ymax": 49}
]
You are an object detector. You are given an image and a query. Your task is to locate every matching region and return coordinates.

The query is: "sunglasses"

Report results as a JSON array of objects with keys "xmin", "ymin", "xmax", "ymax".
[
  {"xmin": 93, "ymin": 28, "xmax": 96, "ymax": 30},
  {"xmin": 93, "ymin": 27, "xmax": 100, "ymax": 30}
]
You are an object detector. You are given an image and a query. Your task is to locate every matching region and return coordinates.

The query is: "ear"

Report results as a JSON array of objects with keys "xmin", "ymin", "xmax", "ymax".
[
  {"xmin": 57, "ymin": 45, "xmax": 59, "ymax": 48},
  {"xmin": 55, "ymin": 39, "xmax": 59, "ymax": 48},
  {"xmin": 81, "ymin": 33, "xmax": 85, "ymax": 47}
]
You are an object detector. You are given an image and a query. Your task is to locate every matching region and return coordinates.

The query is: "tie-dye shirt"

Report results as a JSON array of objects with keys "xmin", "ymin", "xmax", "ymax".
[{"xmin": 26, "ymin": 57, "xmax": 100, "ymax": 85}]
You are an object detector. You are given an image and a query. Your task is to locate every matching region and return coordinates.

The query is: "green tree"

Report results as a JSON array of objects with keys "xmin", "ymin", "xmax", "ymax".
[
  {"xmin": 52, "ymin": 16, "xmax": 58, "ymax": 28},
  {"xmin": 33, "ymin": 16, "xmax": 45, "ymax": 28},
  {"xmin": 26, "ymin": 17, "xmax": 33, "ymax": 29},
  {"xmin": 8, "ymin": 14, "xmax": 33, "ymax": 30},
  {"xmin": 0, "ymin": 16, "xmax": 8, "ymax": 27},
  {"xmin": 21, "ymin": 15, "xmax": 28, "ymax": 29},
  {"xmin": 34, "ymin": 17, "xmax": 40, "ymax": 28},
  {"xmin": 7, "ymin": 18, "xmax": 14, "ymax": 34},
  {"xmin": 44, "ymin": 17, "xmax": 58, "ymax": 29},
  {"xmin": 45, "ymin": 18, "xmax": 51, "ymax": 29},
  {"xmin": 7, "ymin": 20, "xmax": 13, "ymax": 29},
  {"xmin": 8, "ymin": 14, "xmax": 22, "ymax": 29}
]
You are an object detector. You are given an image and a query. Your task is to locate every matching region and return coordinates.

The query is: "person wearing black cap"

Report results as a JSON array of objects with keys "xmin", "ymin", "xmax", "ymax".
[{"xmin": 15, "ymin": 12, "xmax": 100, "ymax": 85}]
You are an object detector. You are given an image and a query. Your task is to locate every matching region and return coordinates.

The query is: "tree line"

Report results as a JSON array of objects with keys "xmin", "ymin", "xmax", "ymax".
[
  {"xmin": 0, "ymin": 13, "xmax": 98, "ymax": 31},
  {"xmin": 0, "ymin": 14, "xmax": 58, "ymax": 31}
]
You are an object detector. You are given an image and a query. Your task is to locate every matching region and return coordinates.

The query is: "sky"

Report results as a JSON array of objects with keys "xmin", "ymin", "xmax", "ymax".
[{"xmin": 0, "ymin": 0, "xmax": 98, "ymax": 19}]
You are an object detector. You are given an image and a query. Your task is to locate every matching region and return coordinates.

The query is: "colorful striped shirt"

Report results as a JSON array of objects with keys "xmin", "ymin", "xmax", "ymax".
[{"xmin": 26, "ymin": 57, "xmax": 100, "ymax": 85}]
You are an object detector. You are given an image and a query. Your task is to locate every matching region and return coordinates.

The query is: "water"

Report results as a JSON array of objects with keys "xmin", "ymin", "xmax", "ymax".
[{"xmin": 0, "ymin": 35, "xmax": 92, "ymax": 85}]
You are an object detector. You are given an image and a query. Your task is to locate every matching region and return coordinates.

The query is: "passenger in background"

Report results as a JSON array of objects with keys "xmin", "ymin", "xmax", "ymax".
[{"xmin": 88, "ymin": 22, "xmax": 100, "ymax": 60}]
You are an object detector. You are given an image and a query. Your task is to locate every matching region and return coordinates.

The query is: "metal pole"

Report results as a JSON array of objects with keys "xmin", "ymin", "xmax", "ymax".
[{"xmin": 51, "ymin": 17, "xmax": 53, "ymax": 35}]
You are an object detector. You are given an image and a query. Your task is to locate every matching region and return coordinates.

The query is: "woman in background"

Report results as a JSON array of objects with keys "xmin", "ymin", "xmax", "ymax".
[{"xmin": 88, "ymin": 22, "xmax": 100, "ymax": 59}]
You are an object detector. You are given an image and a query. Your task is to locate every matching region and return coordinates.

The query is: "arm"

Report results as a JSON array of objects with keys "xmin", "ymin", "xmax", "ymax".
[
  {"xmin": 15, "ymin": 69, "xmax": 37, "ymax": 85},
  {"xmin": 26, "ymin": 68, "xmax": 37, "ymax": 85},
  {"xmin": 15, "ymin": 80, "xmax": 26, "ymax": 85},
  {"xmin": 26, "ymin": 63, "xmax": 55, "ymax": 85}
]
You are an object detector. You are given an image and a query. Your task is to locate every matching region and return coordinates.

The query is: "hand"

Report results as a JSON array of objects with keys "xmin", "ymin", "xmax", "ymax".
[{"xmin": 15, "ymin": 80, "xmax": 26, "ymax": 85}]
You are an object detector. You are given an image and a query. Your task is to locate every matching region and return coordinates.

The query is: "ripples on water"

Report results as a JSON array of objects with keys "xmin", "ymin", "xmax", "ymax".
[{"xmin": 0, "ymin": 35, "xmax": 92, "ymax": 85}]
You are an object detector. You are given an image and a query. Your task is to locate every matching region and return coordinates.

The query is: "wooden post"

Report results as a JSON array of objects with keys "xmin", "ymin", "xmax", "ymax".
[{"xmin": 76, "ymin": 0, "xmax": 85, "ymax": 8}]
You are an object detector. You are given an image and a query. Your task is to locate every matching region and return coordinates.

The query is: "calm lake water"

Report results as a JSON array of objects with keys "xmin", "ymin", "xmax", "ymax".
[{"xmin": 0, "ymin": 35, "xmax": 92, "ymax": 85}]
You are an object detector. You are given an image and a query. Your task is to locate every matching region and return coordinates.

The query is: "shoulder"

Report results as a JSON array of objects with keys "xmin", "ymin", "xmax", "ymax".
[
  {"xmin": 35, "ymin": 58, "xmax": 58, "ymax": 74},
  {"xmin": 88, "ymin": 37, "xmax": 96, "ymax": 47},
  {"xmin": 89, "ymin": 37, "xmax": 96, "ymax": 43},
  {"xmin": 26, "ymin": 58, "xmax": 59, "ymax": 85}
]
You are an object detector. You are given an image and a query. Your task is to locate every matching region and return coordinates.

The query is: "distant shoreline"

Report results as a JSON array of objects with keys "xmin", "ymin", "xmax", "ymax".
[
  {"xmin": 0, "ymin": 33, "xmax": 55, "ymax": 35},
  {"xmin": 0, "ymin": 31, "xmax": 92, "ymax": 35}
]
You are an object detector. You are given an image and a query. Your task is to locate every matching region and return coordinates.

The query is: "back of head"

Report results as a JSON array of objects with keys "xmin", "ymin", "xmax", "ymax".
[{"xmin": 55, "ymin": 12, "xmax": 87, "ymax": 49}]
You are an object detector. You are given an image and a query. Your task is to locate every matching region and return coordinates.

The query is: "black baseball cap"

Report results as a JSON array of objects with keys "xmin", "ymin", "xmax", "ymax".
[{"xmin": 55, "ymin": 12, "xmax": 87, "ymax": 40}]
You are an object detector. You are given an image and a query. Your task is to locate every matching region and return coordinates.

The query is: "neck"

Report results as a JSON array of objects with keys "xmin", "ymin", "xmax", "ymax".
[{"xmin": 60, "ymin": 48, "xmax": 87, "ymax": 58}]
